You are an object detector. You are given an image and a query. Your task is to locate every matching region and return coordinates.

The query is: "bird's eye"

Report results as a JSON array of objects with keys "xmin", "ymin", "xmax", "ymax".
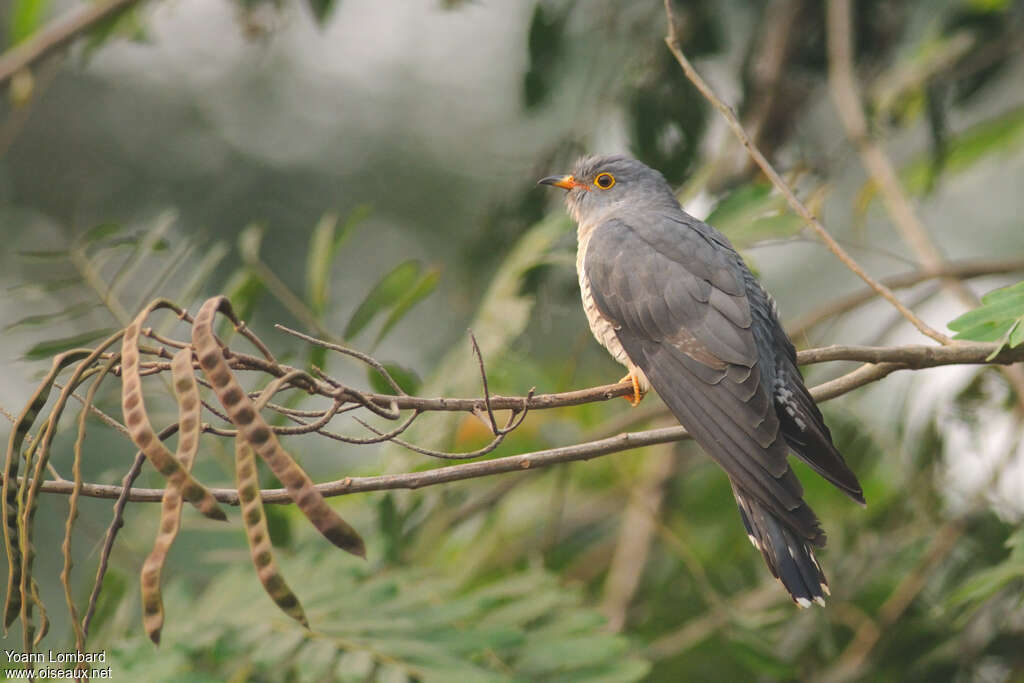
[{"xmin": 594, "ymin": 172, "xmax": 615, "ymax": 189}]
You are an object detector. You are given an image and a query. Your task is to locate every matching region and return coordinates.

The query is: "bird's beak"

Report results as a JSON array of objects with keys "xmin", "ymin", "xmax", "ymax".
[{"xmin": 538, "ymin": 174, "xmax": 577, "ymax": 190}]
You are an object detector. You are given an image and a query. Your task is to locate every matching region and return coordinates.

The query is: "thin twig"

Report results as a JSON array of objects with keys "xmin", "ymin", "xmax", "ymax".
[
  {"xmin": 33, "ymin": 424, "xmax": 691, "ymax": 505},
  {"xmin": 825, "ymin": 0, "xmax": 1024, "ymax": 411},
  {"xmin": 0, "ymin": 0, "xmax": 144, "ymax": 87},
  {"xmin": 662, "ymin": 0, "xmax": 951, "ymax": 345},
  {"xmin": 795, "ymin": 343, "xmax": 1013, "ymax": 366},
  {"xmin": 469, "ymin": 331, "xmax": 500, "ymax": 435},
  {"xmin": 244, "ymin": 255, "xmax": 332, "ymax": 341},
  {"xmin": 52, "ymin": 381, "xmax": 130, "ymax": 436},
  {"xmin": 14, "ymin": 339, "xmax": 1024, "ymax": 506},
  {"xmin": 602, "ymin": 444, "xmax": 681, "ymax": 632},
  {"xmin": 468, "ymin": 331, "xmax": 533, "ymax": 436},
  {"xmin": 815, "ymin": 5, "xmax": 1024, "ymax": 645},
  {"xmin": 69, "ymin": 247, "xmax": 131, "ymax": 326},
  {"xmin": 80, "ymin": 448, "xmax": 148, "ymax": 639},
  {"xmin": 788, "ymin": 258, "xmax": 1024, "ymax": 339},
  {"xmin": 177, "ymin": 339, "xmax": 1023, "ymax": 415},
  {"xmin": 352, "ymin": 412, "xmax": 513, "ymax": 461},
  {"xmin": 826, "ymin": 0, "xmax": 959, "ymax": 282},
  {"xmin": 276, "ymin": 324, "xmax": 407, "ymax": 396},
  {"xmin": 307, "ymin": 411, "xmax": 421, "ymax": 446}
]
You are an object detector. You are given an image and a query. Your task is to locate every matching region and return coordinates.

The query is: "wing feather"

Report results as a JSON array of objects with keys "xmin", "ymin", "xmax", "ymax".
[{"xmin": 584, "ymin": 215, "xmax": 825, "ymax": 544}]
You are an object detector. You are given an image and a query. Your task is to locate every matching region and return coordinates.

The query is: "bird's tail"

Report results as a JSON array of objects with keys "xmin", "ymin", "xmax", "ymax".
[{"xmin": 731, "ymin": 483, "xmax": 829, "ymax": 607}]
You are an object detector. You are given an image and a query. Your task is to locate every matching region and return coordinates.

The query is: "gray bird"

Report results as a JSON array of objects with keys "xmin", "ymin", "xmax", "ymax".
[{"xmin": 539, "ymin": 155, "xmax": 864, "ymax": 606}]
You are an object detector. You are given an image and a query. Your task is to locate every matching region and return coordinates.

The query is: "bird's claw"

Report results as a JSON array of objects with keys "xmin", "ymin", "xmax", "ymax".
[{"xmin": 619, "ymin": 371, "xmax": 646, "ymax": 407}]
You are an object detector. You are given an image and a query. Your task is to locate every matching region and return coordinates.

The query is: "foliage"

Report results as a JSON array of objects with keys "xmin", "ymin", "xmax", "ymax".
[
  {"xmin": 949, "ymin": 281, "xmax": 1024, "ymax": 359},
  {"xmin": 96, "ymin": 559, "xmax": 650, "ymax": 682},
  {"xmin": 9, "ymin": 215, "xmax": 214, "ymax": 359},
  {"xmin": 7, "ymin": 0, "xmax": 51, "ymax": 46},
  {"xmin": 2, "ymin": 0, "xmax": 1024, "ymax": 681}
]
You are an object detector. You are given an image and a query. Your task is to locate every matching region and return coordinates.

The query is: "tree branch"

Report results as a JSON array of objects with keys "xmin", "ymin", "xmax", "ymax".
[
  {"xmin": 788, "ymin": 258, "xmax": 1024, "ymax": 339},
  {"xmin": 661, "ymin": 0, "xmax": 952, "ymax": 345},
  {"xmin": 818, "ymin": 3, "xmax": 1024, "ymax": 678},
  {"xmin": 824, "ymin": 0, "xmax": 1024, "ymax": 410},
  {"xmin": 0, "ymin": 0, "xmax": 144, "ymax": 87},
  {"xmin": 18, "ymin": 340, "xmax": 1024, "ymax": 505},
  {"xmin": 825, "ymin": 0, "xmax": 957, "ymax": 280}
]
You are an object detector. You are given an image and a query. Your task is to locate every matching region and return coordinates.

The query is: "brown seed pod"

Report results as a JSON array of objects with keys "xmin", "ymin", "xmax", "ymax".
[
  {"xmin": 140, "ymin": 347, "xmax": 204, "ymax": 645},
  {"xmin": 192, "ymin": 296, "xmax": 365, "ymax": 558},
  {"xmin": 120, "ymin": 302, "xmax": 226, "ymax": 522}
]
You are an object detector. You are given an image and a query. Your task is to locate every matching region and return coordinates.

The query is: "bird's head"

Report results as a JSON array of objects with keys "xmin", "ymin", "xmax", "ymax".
[{"xmin": 538, "ymin": 155, "xmax": 676, "ymax": 225}]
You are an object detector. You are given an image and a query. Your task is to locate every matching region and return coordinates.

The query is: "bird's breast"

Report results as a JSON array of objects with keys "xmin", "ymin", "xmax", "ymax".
[{"xmin": 576, "ymin": 224, "xmax": 648, "ymax": 389}]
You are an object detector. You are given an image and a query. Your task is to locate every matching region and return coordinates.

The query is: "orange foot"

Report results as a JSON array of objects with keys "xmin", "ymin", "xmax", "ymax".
[{"xmin": 619, "ymin": 371, "xmax": 646, "ymax": 407}]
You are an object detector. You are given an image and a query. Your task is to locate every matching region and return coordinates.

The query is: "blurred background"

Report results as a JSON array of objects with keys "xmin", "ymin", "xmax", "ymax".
[{"xmin": 2, "ymin": 0, "xmax": 1024, "ymax": 680}]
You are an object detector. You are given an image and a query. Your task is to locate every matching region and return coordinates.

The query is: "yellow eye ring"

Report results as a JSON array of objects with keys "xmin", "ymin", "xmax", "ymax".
[{"xmin": 594, "ymin": 172, "xmax": 615, "ymax": 190}]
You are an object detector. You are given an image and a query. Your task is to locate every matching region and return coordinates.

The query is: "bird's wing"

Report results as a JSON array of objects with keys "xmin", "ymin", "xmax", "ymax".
[
  {"xmin": 750, "ymin": 285, "xmax": 865, "ymax": 504},
  {"xmin": 583, "ymin": 215, "xmax": 824, "ymax": 545}
]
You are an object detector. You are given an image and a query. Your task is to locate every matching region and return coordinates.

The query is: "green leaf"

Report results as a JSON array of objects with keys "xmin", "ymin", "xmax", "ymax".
[
  {"xmin": 367, "ymin": 362, "xmax": 421, "ymax": 396},
  {"xmin": 523, "ymin": 2, "xmax": 568, "ymax": 109},
  {"xmin": 101, "ymin": 561, "xmax": 649, "ymax": 682},
  {"xmin": 374, "ymin": 267, "xmax": 440, "ymax": 345},
  {"xmin": 238, "ymin": 224, "xmax": 265, "ymax": 263},
  {"xmin": 948, "ymin": 282, "xmax": 1024, "ymax": 331},
  {"xmin": 379, "ymin": 213, "xmax": 567, "ymax": 460},
  {"xmin": 479, "ymin": 588, "xmax": 569, "ymax": 628},
  {"xmin": 705, "ymin": 182, "xmax": 805, "ymax": 248},
  {"xmin": 308, "ymin": 345, "xmax": 328, "ymax": 374},
  {"xmin": 306, "ymin": 212, "xmax": 338, "ymax": 316},
  {"xmin": 9, "ymin": 0, "xmax": 52, "ymax": 45},
  {"xmin": 16, "ymin": 249, "xmax": 68, "ymax": 262},
  {"xmin": 83, "ymin": 4, "xmax": 146, "ymax": 56},
  {"xmin": 1011, "ymin": 318, "xmax": 1024, "ymax": 347},
  {"xmin": 336, "ymin": 204, "xmax": 371, "ymax": 250},
  {"xmin": 557, "ymin": 658, "xmax": 653, "ymax": 683},
  {"xmin": 948, "ymin": 561, "xmax": 1024, "ymax": 607},
  {"xmin": 23, "ymin": 328, "xmax": 114, "ymax": 361},
  {"xmin": 344, "ymin": 260, "xmax": 422, "ymax": 340},
  {"xmin": 82, "ymin": 568, "xmax": 128, "ymax": 638},
  {"xmin": 518, "ymin": 634, "xmax": 628, "ymax": 675},
  {"xmin": 966, "ymin": 0, "xmax": 1009, "ymax": 9},
  {"xmin": 948, "ymin": 529, "xmax": 1024, "ymax": 606},
  {"xmin": 76, "ymin": 228, "xmax": 172, "ymax": 255},
  {"xmin": 899, "ymin": 105, "xmax": 1024, "ymax": 196},
  {"xmin": 174, "ymin": 241, "xmax": 229, "ymax": 305},
  {"xmin": 706, "ymin": 183, "xmax": 773, "ymax": 223},
  {"xmin": 78, "ymin": 222, "xmax": 122, "ymax": 245},
  {"xmin": 223, "ymin": 269, "xmax": 266, "ymax": 323},
  {"xmin": 306, "ymin": 0, "xmax": 338, "ymax": 26},
  {"xmin": 295, "ymin": 637, "xmax": 339, "ymax": 683},
  {"xmin": 306, "ymin": 206, "xmax": 370, "ymax": 317},
  {"xmin": 3, "ymin": 303, "xmax": 97, "ymax": 332},
  {"xmin": 149, "ymin": 235, "xmax": 171, "ymax": 251},
  {"xmin": 7, "ymin": 277, "xmax": 82, "ymax": 295},
  {"xmin": 948, "ymin": 282, "xmax": 1024, "ymax": 358},
  {"xmin": 727, "ymin": 635, "xmax": 796, "ymax": 678}
]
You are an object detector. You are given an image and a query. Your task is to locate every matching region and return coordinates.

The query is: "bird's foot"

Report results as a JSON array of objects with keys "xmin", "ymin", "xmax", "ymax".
[{"xmin": 619, "ymin": 371, "xmax": 646, "ymax": 407}]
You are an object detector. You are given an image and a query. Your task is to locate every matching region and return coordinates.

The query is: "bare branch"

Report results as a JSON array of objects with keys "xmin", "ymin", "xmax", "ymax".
[
  {"xmin": 276, "ymin": 324, "xmax": 408, "ymax": 396},
  {"xmin": 602, "ymin": 444, "xmax": 679, "ymax": 632},
  {"xmin": 824, "ymin": 0, "xmax": 1024, "ymax": 410},
  {"xmin": 81, "ymin": 449, "xmax": 148, "ymax": 639},
  {"xmin": 788, "ymin": 258, "xmax": 1024, "ymax": 339},
  {"xmin": 0, "ymin": 0, "xmax": 145, "ymax": 88},
  {"xmin": 18, "ymin": 337, "xmax": 1024, "ymax": 506},
  {"xmin": 33, "ymin": 424, "xmax": 694, "ymax": 505},
  {"xmin": 661, "ymin": 0, "xmax": 952, "ymax": 345},
  {"xmin": 826, "ymin": 0, "xmax": 955, "ymax": 278},
  {"xmin": 795, "ymin": 342, "xmax": 1021, "ymax": 366}
]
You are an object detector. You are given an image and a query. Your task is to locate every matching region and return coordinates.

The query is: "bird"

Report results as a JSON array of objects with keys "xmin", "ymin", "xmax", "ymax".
[{"xmin": 539, "ymin": 154, "xmax": 864, "ymax": 607}]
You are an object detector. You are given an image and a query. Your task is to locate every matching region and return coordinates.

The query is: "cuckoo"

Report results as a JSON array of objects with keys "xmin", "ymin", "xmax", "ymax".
[{"xmin": 539, "ymin": 154, "xmax": 864, "ymax": 606}]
